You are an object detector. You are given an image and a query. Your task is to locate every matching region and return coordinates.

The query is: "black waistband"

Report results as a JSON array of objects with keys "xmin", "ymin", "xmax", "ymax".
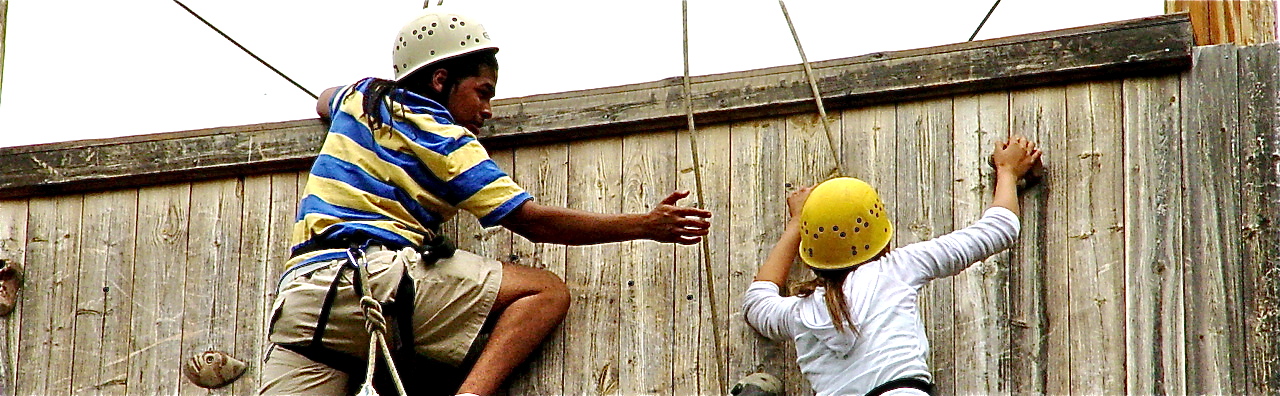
[{"xmin": 865, "ymin": 377, "xmax": 935, "ymax": 396}]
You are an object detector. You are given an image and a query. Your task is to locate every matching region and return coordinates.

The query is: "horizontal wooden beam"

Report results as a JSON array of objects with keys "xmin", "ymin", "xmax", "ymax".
[{"xmin": 0, "ymin": 13, "xmax": 1194, "ymax": 199}]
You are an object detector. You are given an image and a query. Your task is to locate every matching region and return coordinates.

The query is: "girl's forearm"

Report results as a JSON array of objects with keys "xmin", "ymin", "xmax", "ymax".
[
  {"xmin": 755, "ymin": 217, "xmax": 803, "ymax": 288},
  {"xmin": 990, "ymin": 170, "xmax": 1021, "ymax": 216}
]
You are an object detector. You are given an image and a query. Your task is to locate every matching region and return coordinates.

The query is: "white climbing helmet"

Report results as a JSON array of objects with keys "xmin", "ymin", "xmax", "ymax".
[{"xmin": 392, "ymin": 9, "xmax": 498, "ymax": 80}]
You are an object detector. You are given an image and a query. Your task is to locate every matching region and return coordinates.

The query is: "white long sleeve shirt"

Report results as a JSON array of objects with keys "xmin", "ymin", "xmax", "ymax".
[{"xmin": 743, "ymin": 207, "xmax": 1020, "ymax": 396}]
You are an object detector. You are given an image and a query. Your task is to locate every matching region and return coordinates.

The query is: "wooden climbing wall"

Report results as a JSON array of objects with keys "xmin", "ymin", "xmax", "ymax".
[{"xmin": 0, "ymin": 15, "xmax": 1276, "ymax": 395}]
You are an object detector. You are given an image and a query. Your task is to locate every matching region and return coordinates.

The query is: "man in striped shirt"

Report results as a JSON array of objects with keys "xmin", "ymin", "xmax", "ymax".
[{"xmin": 261, "ymin": 9, "xmax": 712, "ymax": 396}]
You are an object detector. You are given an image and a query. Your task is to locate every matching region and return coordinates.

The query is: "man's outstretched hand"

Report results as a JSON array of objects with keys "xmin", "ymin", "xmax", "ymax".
[{"xmin": 644, "ymin": 190, "xmax": 713, "ymax": 245}]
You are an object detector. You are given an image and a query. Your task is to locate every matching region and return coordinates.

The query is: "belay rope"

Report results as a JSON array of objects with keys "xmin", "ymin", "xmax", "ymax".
[
  {"xmin": 680, "ymin": 1, "xmax": 844, "ymax": 391},
  {"xmin": 348, "ymin": 248, "xmax": 408, "ymax": 396},
  {"xmin": 681, "ymin": 1, "xmax": 727, "ymax": 391}
]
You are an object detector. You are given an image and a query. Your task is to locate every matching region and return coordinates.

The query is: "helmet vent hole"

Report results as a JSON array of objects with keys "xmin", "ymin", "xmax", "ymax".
[
  {"xmin": 854, "ymin": 227, "xmax": 859, "ymax": 232},
  {"xmin": 450, "ymin": 24, "xmax": 456, "ymax": 29},
  {"xmin": 417, "ymin": 34, "xmax": 424, "ymax": 39},
  {"xmin": 429, "ymin": 50, "xmax": 435, "ymax": 55},
  {"xmin": 832, "ymin": 225, "xmax": 839, "ymax": 231},
  {"xmin": 808, "ymin": 248, "xmax": 814, "ymax": 257},
  {"xmin": 432, "ymin": 22, "xmax": 438, "ymax": 27},
  {"xmin": 864, "ymin": 244, "xmax": 870, "ymax": 250},
  {"xmin": 412, "ymin": 29, "xmax": 418, "ymax": 35},
  {"xmin": 818, "ymin": 227, "xmax": 824, "ymax": 232},
  {"xmin": 851, "ymin": 246, "xmax": 858, "ymax": 256},
  {"xmin": 840, "ymin": 232, "xmax": 846, "ymax": 238},
  {"xmin": 428, "ymin": 30, "xmax": 434, "ymax": 35},
  {"xmin": 460, "ymin": 21, "xmax": 466, "ymax": 26},
  {"xmin": 460, "ymin": 41, "xmax": 467, "ymax": 46},
  {"xmin": 856, "ymin": 217, "xmax": 863, "ymax": 224},
  {"xmin": 466, "ymin": 34, "xmax": 472, "ymax": 40},
  {"xmin": 812, "ymin": 233, "xmax": 819, "ymax": 239}
]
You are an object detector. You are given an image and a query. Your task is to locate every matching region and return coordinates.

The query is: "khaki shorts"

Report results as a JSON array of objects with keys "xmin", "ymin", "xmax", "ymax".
[{"xmin": 262, "ymin": 247, "xmax": 501, "ymax": 394}]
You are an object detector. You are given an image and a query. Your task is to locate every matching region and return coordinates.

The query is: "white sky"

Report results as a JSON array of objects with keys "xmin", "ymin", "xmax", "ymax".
[{"xmin": 0, "ymin": 0, "xmax": 1176, "ymax": 148}]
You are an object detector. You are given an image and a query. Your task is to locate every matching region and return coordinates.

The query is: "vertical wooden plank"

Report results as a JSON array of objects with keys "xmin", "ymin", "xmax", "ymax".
[
  {"xmin": 233, "ymin": 175, "xmax": 272, "ymax": 395},
  {"xmin": 950, "ymin": 91, "xmax": 1010, "ymax": 395},
  {"xmin": 0, "ymin": 198, "xmax": 27, "ymax": 396},
  {"xmin": 258, "ymin": 173, "xmax": 298, "ymax": 387},
  {"xmin": 454, "ymin": 149, "xmax": 515, "ymax": 258},
  {"xmin": 44, "ymin": 194, "xmax": 83, "ymax": 395},
  {"xmin": 97, "ymin": 190, "xmax": 138, "ymax": 396},
  {"xmin": 1181, "ymin": 44, "xmax": 1242, "ymax": 394},
  {"xmin": 1123, "ymin": 74, "xmax": 1186, "ymax": 396},
  {"xmin": 1007, "ymin": 86, "xmax": 1065, "ymax": 394},
  {"xmin": 727, "ymin": 118, "xmax": 790, "ymax": 386},
  {"xmin": 675, "ymin": 123, "xmax": 732, "ymax": 395},
  {"xmin": 72, "ymin": 193, "xmax": 106, "ymax": 394},
  {"xmin": 1036, "ymin": 86, "xmax": 1071, "ymax": 396},
  {"xmin": 73, "ymin": 190, "xmax": 135, "ymax": 394},
  {"xmin": 895, "ymin": 98, "xmax": 955, "ymax": 395},
  {"xmin": 618, "ymin": 130, "xmax": 676, "ymax": 394},
  {"xmin": 181, "ymin": 179, "xmax": 244, "ymax": 395},
  {"xmin": 507, "ymin": 143, "xmax": 569, "ymax": 395},
  {"xmin": 668, "ymin": 121, "xmax": 732, "ymax": 396},
  {"xmin": 129, "ymin": 184, "xmax": 191, "ymax": 395},
  {"xmin": 563, "ymin": 137, "xmax": 623, "ymax": 396},
  {"xmin": 1239, "ymin": 42, "xmax": 1280, "ymax": 396},
  {"xmin": 1064, "ymin": 81, "xmax": 1127, "ymax": 394},
  {"xmin": 17, "ymin": 197, "xmax": 57, "ymax": 396}
]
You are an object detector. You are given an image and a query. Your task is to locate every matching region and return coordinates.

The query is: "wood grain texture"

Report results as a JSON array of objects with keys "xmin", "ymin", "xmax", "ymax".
[
  {"xmin": 618, "ymin": 130, "xmax": 676, "ymax": 394},
  {"xmin": 895, "ymin": 97, "xmax": 956, "ymax": 395},
  {"xmin": 181, "ymin": 179, "xmax": 244, "ymax": 395},
  {"xmin": 232, "ymin": 175, "xmax": 272, "ymax": 395},
  {"xmin": 1123, "ymin": 74, "xmax": 1187, "ymax": 396},
  {"xmin": 130, "ymin": 184, "xmax": 191, "ymax": 395},
  {"xmin": 1064, "ymin": 81, "xmax": 1127, "ymax": 395},
  {"xmin": 726, "ymin": 118, "xmax": 792, "ymax": 388},
  {"xmin": 1180, "ymin": 44, "xmax": 1242, "ymax": 395},
  {"xmin": 73, "ymin": 190, "xmax": 136, "ymax": 395},
  {"xmin": 562, "ymin": 137, "xmax": 623, "ymax": 396},
  {"xmin": 1238, "ymin": 42, "xmax": 1280, "ymax": 396}
]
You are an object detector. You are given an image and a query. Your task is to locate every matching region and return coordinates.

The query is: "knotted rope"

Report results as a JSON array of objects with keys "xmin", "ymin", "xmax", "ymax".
[{"xmin": 350, "ymin": 250, "xmax": 408, "ymax": 396}]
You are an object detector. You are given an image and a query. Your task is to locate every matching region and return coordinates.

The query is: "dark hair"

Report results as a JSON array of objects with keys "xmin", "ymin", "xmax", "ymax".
[{"xmin": 362, "ymin": 49, "xmax": 498, "ymax": 129}]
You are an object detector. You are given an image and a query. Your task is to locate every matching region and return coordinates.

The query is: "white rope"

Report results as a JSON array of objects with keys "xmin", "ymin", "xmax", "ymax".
[
  {"xmin": 681, "ymin": 1, "xmax": 727, "ymax": 391},
  {"xmin": 352, "ymin": 254, "xmax": 408, "ymax": 396}
]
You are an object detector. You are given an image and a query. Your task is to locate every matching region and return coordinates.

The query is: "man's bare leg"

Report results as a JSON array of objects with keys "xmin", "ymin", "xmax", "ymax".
[{"xmin": 456, "ymin": 263, "xmax": 570, "ymax": 395}]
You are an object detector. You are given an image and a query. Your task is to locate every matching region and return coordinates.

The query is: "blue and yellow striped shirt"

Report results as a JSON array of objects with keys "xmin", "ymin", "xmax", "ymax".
[{"xmin": 289, "ymin": 78, "xmax": 532, "ymax": 266}]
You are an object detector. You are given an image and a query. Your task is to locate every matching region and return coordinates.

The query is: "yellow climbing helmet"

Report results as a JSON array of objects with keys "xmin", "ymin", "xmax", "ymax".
[{"xmin": 798, "ymin": 177, "xmax": 893, "ymax": 270}]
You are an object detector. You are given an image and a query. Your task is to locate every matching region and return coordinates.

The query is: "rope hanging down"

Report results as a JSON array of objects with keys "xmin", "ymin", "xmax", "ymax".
[
  {"xmin": 778, "ymin": 0, "xmax": 844, "ymax": 177},
  {"xmin": 681, "ymin": 1, "xmax": 727, "ymax": 392}
]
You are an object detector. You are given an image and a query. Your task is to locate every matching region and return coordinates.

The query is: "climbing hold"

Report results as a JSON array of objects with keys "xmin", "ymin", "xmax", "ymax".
[{"xmin": 183, "ymin": 350, "xmax": 247, "ymax": 389}]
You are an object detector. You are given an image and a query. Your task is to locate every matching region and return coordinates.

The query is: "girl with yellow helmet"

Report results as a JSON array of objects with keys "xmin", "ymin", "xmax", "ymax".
[{"xmin": 743, "ymin": 136, "xmax": 1042, "ymax": 396}]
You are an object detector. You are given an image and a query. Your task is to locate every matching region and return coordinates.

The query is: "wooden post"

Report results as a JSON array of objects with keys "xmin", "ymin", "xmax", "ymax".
[{"xmin": 1166, "ymin": 0, "xmax": 1278, "ymax": 45}]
